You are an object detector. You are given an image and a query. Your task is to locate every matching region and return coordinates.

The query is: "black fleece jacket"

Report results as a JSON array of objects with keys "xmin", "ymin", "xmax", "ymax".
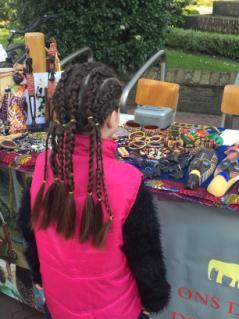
[{"xmin": 17, "ymin": 180, "xmax": 170, "ymax": 313}]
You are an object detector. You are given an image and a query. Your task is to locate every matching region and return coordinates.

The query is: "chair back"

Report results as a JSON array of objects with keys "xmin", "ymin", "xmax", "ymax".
[
  {"xmin": 135, "ymin": 78, "xmax": 180, "ymax": 111},
  {"xmin": 221, "ymin": 84, "xmax": 239, "ymax": 128}
]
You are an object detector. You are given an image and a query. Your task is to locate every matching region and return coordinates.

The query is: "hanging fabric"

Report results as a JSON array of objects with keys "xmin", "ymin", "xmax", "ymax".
[{"xmin": 25, "ymin": 47, "xmax": 37, "ymax": 128}]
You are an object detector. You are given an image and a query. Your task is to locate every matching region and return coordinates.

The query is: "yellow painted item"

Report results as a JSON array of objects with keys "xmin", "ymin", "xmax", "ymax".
[
  {"xmin": 25, "ymin": 32, "xmax": 46, "ymax": 72},
  {"xmin": 221, "ymin": 84, "xmax": 239, "ymax": 116},
  {"xmin": 189, "ymin": 169, "xmax": 201, "ymax": 179},
  {"xmin": 135, "ymin": 78, "xmax": 180, "ymax": 111},
  {"xmin": 207, "ymin": 174, "xmax": 239, "ymax": 197},
  {"xmin": 208, "ymin": 259, "xmax": 239, "ymax": 288}
]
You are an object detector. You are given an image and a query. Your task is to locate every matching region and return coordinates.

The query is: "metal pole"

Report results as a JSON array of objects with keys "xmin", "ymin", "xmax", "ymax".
[
  {"xmin": 119, "ymin": 50, "xmax": 166, "ymax": 112},
  {"xmin": 60, "ymin": 47, "xmax": 94, "ymax": 68}
]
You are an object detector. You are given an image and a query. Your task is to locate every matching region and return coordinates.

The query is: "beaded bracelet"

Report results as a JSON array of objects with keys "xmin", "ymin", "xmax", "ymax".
[
  {"xmin": 143, "ymin": 125, "xmax": 159, "ymax": 136},
  {"xmin": 125, "ymin": 120, "xmax": 141, "ymax": 131}
]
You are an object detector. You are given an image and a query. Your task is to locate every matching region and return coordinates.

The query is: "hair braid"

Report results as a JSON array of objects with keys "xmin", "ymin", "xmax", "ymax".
[
  {"xmin": 92, "ymin": 124, "xmax": 104, "ymax": 241},
  {"xmin": 56, "ymin": 70, "xmax": 81, "ymax": 237},
  {"xmin": 56, "ymin": 121, "xmax": 76, "ymax": 238},
  {"xmin": 32, "ymin": 131, "xmax": 50, "ymax": 226},
  {"xmin": 91, "ymin": 79, "xmax": 122, "ymax": 246},
  {"xmin": 93, "ymin": 127, "xmax": 113, "ymax": 247},
  {"xmin": 49, "ymin": 123, "xmax": 59, "ymax": 178},
  {"xmin": 79, "ymin": 116, "xmax": 96, "ymax": 242},
  {"xmin": 41, "ymin": 123, "xmax": 65, "ymax": 229}
]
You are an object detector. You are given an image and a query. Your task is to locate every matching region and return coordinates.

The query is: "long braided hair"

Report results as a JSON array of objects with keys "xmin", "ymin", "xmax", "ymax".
[{"xmin": 32, "ymin": 62, "xmax": 122, "ymax": 247}]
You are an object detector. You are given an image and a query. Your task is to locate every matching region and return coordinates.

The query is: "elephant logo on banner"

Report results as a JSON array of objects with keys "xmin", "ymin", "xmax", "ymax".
[{"xmin": 208, "ymin": 259, "xmax": 239, "ymax": 289}]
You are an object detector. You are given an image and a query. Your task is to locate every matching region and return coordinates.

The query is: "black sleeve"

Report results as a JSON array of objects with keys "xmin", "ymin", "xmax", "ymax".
[
  {"xmin": 17, "ymin": 178, "xmax": 42, "ymax": 285},
  {"xmin": 122, "ymin": 183, "xmax": 170, "ymax": 313}
]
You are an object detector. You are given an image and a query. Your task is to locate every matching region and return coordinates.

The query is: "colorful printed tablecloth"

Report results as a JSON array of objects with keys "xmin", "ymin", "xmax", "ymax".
[{"xmin": 0, "ymin": 127, "xmax": 238, "ymax": 313}]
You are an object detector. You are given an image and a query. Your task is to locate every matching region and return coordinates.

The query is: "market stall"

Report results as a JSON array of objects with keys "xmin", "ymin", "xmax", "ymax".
[
  {"xmin": 1, "ymin": 107, "xmax": 239, "ymax": 319},
  {"xmin": 0, "ymin": 36, "xmax": 239, "ymax": 317}
]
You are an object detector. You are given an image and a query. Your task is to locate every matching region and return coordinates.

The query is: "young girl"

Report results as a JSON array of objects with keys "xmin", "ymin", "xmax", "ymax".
[{"xmin": 18, "ymin": 62, "xmax": 170, "ymax": 319}]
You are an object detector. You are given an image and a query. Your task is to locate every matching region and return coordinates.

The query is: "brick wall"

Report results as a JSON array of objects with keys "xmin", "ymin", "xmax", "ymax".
[{"xmin": 122, "ymin": 68, "xmax": 237, "ymax": 115}]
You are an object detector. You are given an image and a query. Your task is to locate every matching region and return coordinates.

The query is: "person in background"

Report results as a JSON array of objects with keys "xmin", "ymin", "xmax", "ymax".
[{"xmin": 18, "ymin": 62, "xmax": 170, "ymax": 319}]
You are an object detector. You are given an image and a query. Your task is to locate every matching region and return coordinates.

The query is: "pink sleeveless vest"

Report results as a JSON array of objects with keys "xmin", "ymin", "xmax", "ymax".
[{"xmin": 31, "ymin": 135, "xmax": 143, "ymax": 319}]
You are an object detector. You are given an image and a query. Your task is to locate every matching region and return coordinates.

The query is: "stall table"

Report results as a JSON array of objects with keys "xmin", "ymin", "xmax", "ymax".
[{"xmin": 0, "ymin": 119, "xmax": 238, "ymax": 319}]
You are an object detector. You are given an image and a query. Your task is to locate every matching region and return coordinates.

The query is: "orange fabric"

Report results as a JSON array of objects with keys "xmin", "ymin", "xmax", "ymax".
[
  {"xmin": 221, "ymin": 84, "xmax": 239, "ymax": 116},
  {"xmin": 135, "ymin": 78, "xmax": 180, "ymax": 110}
]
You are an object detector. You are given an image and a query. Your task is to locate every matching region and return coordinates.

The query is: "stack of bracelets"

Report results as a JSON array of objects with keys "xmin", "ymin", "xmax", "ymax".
[{"xmin": 116, "ymin": 121, "xmax": 223, "ymax": 161}]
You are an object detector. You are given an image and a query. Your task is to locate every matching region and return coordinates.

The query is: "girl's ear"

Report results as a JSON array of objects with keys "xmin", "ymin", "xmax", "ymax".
[{"xmin": 106, "ymin": 109, "xmax": 120, "ymax": 130}]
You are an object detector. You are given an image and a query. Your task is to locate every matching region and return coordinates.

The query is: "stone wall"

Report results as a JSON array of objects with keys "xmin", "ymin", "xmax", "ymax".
[
  {"xmin": 185, "ymin": 15, "xmax": 239, "ymax": 34},
  {"xmin": 122, "ymin": 68, "xmax": 237, "ymax": 115},
  {"xmin": 213, "ymin": 1, "xmax": 239, "ymax": 17}
]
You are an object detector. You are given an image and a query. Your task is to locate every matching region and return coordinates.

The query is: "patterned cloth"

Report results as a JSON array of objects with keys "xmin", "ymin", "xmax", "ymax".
[
  {"xmin": 0, "ymin": 91, "xmax": 11, "ymax": 123},
  {"xmin": 8, "ymin": 95, "xmax": 28, "ymax": 134},
  {"xmin": 0, "ymin": 136, "xmax": 238, "ymax": 209},
  {"xmin": 0, "ymin": 150, "xmax": 38, "ymax": 172}
]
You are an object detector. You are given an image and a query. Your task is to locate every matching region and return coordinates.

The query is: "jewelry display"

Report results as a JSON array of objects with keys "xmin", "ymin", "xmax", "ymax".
[{"xmin": 115, "ymin": 120, "xmax": 224, "ymax": 183}]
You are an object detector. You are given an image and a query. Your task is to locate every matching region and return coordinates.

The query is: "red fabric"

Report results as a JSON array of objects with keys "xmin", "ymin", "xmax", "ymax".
[
  {"xmin": 31, "ymin": 135, "xmax": 143, "ymax": 319},
  {"xmin": 47, "ymin": 81, "xmax": 57, "ymax": 98},
  {"xmin": 26, "ymin": 74, "xmax": 35, "ymax": 96},
  {"xmin": 0, "ymin": 150, "xmax": 38, "ymax": 172}
]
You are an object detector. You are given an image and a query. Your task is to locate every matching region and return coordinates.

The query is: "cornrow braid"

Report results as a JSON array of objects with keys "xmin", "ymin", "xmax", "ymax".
[
  {"xmin": 90, "ymin": 78, "xmax": 122, "ymax": 246},
  {"xmin": 95, "ymin": 123, "xmax": 102, "ymax": 202},
  {"xmin": 93, "ymin": 123, "xmax": 104, "ymax": 241},
  {"xmin": 56, "ymin": 125, "xmax": 65, "ymax": 182},
  {"xmin": 78, "ymin": 66, "xmax": 109, "ymax": 243},
  {"xmin": 93, "ymin": 126, "xmax": 113, "ymax": 247},
  {"xmin": 41, "ymin": 122, "xmax": 65, "ymax": 229},
  {"xmin": 57, "ymin": 119, "xmax": 76, "ymax": 238},
  {"xmin": 79, "ymin": 115, "xmax": 96, "ymax": 242},
  {"xmin": 32, "ymin": 130, "xmax": 50, "ymax": 226},
  {"xmin": 56, "ymin": 67, "xmax": 85, "ymax": 238},
  {"xmin": 79, "ymin": 72, "xmax": 122, "ymax": 246}
]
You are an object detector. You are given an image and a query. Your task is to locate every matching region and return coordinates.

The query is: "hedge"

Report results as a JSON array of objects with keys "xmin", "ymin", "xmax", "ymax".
[
  {"xmin": 10, "ymin": 1, "xmax": 191, "ymax": 73},
  {"xmin": 166, "ymin": 28, "xmax": 239, "ymax": 61}
]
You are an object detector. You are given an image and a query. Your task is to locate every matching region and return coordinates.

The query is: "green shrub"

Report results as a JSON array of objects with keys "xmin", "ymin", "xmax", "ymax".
[
  {"xmin": 9, "ymin": 0, "xmax": 190, "ymax": 73},
  {"xmin": 183, "ymin": 7, "xmax": 200, "ymax": 15},
  {"xmin": 166, "ymin": 28, "xmax": 239, "ymax": 61}
]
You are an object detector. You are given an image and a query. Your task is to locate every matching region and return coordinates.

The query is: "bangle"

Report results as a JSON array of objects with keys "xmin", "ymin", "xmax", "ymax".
[
  {"xmin": 147, "ymin": 142, "xmax": 164, "ymax": 148},
  {"xmin": 149, "ymin": 135, "xmax": 164, "ymax": 144},
  {"xmin": 129, "ymin": 130, "xmax": 145, "ymax": 140},
  {"xmin": 128, "ymin": 140, "xmax": 146, "ymax": 150}
]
